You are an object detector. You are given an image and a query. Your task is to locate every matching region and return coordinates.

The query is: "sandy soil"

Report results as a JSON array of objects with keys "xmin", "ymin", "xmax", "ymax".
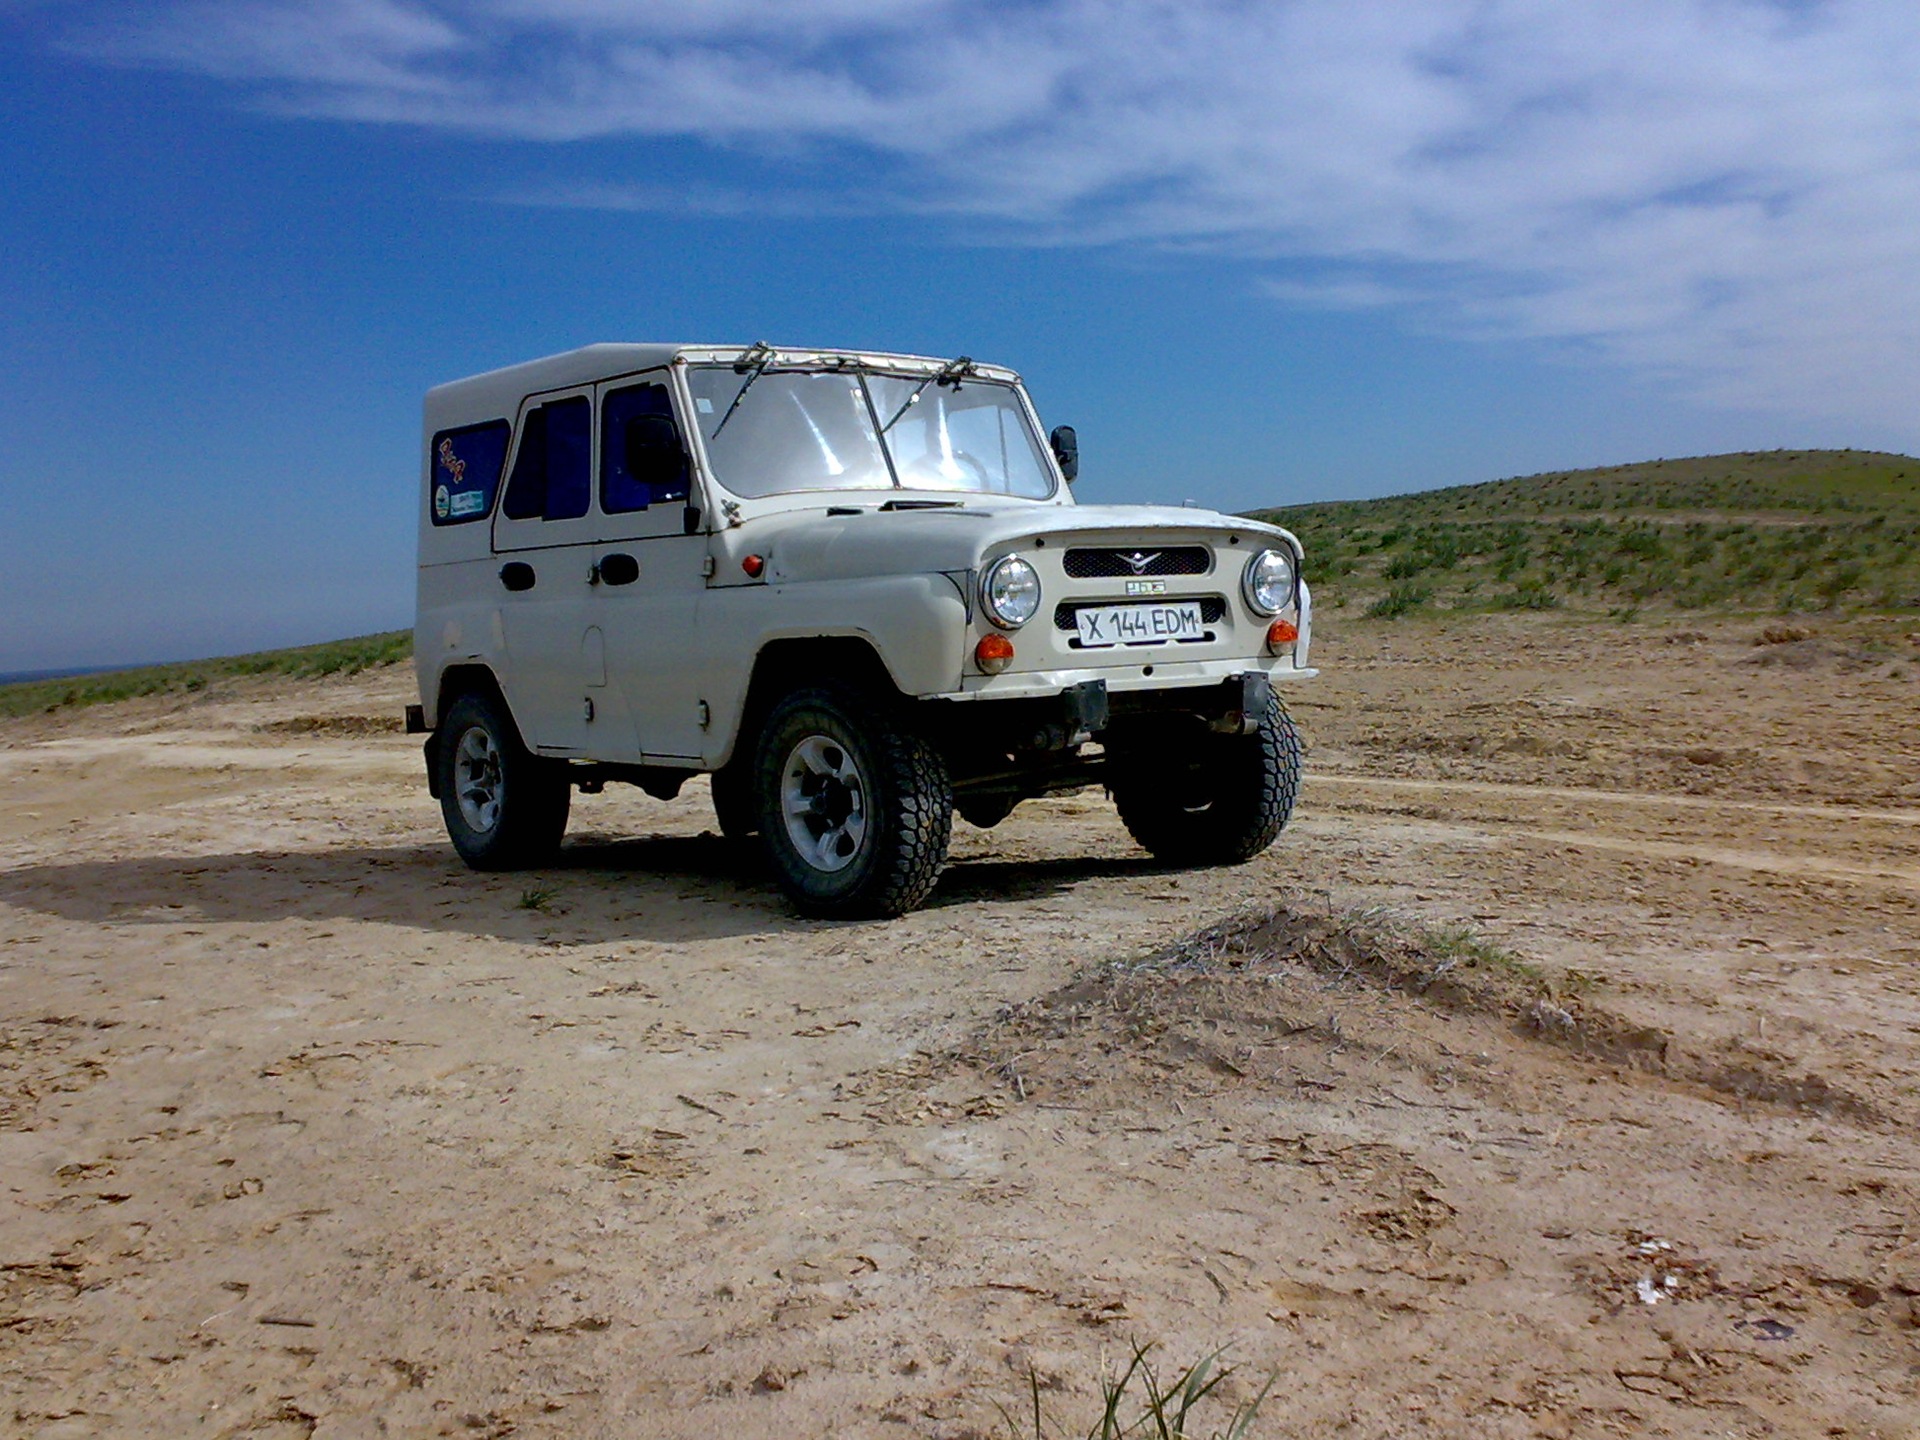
[{"xmin": 3, "ymin": 612, "xmax": 1920, "ymax": 1439}]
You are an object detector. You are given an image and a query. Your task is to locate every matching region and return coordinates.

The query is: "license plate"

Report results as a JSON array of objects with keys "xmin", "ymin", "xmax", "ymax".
[{"xmin": 1074, "ymin": 601, "xmax": 1206, "ymax": 648}]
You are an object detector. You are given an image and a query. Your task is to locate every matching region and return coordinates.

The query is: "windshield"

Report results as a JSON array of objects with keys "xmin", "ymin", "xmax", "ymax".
[{"xmin": 686, "ymin": 365, "xmax": 1055, "ymax": 500}]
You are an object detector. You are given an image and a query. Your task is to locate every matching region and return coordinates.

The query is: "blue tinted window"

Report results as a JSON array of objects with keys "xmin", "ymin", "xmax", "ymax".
[
  {"xmin": 500, "ymin": 397, "xmax": 591, "ymax": 522},
  {"xmin": 544, "ymin": 398, "xmax": 591, "ymax": 521},
  {"xmin": 429, "ymin": 420, "xmax": 509, "ymax": 526},
  {"xmin": 602, "ymin": 382, "xmax": 689, "ymax": 514},
  {"xmin": 502, "ymin": 407, "xmax": 547, "ymax": 520}
]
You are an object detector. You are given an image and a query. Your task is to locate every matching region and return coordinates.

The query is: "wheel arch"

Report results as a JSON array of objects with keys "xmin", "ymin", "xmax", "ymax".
[
  {"xmin": 719, "ymin": 636, "xmax": 903, "ymax": 770},
  {"xmin": 423, "ymin": 663, "xmax": 514, "ymax": 799},
  {"xmin": 432, "ymin": 662, "xmax": 508, "ymax": 725}
]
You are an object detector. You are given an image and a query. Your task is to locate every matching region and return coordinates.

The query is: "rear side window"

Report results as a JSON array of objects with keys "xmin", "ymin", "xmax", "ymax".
[
  {"xmin": 429, "ymin": 420, "xmax": 509, "ymax": 525},
  {"xmin": 602, "ymin": 382, "xmax": 690, "ymax": 514},
  {"xmin": 501, "ymin": 396, "xmax": 592, "ymax": 522}
]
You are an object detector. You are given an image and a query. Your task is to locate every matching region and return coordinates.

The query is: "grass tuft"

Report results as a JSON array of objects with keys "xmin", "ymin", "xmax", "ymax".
[
  {"xmin": 997, "ymin": 1341, "xmax": 1273, "ymax": 1440},
  {"xmin": 1420, "ymin": 922, "xmax": 1546, "ymax": 987},
  {"xmin": 1364, "ymin": 584, "xmax": 1431, "ymax": 619},
  {"xmin": 1494, "ymin": 580, "xmax": 1560, "ymax": 611}
]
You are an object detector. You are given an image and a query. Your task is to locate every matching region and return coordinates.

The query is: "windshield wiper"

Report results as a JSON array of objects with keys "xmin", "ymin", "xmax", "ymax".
[
  {"xmin": 879, "ymin": 354, "xmax": 976, "ymax": 433},
  {"xmin": 710, "ymin": 340, "xmax": 776, "ymax": 440}
]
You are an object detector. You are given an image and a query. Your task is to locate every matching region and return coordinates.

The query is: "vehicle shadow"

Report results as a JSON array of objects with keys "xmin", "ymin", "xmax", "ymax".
[
  {"xmin": 0, "ymin": 834, "xmax": 787, "ymax": 944},
  {"xmin": 925, "ymin": 852, "xmax": 1169, "ymax": 908},
  {"xmin": 0, "ymin": 834, "xmax": 1161, "ymax": 941}
]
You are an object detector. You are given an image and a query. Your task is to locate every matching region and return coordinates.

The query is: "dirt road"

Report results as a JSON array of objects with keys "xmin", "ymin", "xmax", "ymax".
[{"xmin": 4, "ymin": 613, "xmax": 1919, "ymax": 1438}]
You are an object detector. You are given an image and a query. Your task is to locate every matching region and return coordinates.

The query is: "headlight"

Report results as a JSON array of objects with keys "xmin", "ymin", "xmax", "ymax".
[
  {"xmin": 1243, "ymin": 548, "xmax": 1296, "ymax": 615},
  {"xmin": 981, "ymin": 555, "xmax": 1041, "ymax": 629}
]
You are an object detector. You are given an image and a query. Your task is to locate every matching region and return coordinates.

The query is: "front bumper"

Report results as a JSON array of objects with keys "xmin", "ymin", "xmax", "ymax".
[
  {"xmin": 924, "ymin": 670, "xmax": 1282, "ymax": 756},
  {"xmin": 942, "ymin": 653, "xmax": 1316, "ymax": 702}
]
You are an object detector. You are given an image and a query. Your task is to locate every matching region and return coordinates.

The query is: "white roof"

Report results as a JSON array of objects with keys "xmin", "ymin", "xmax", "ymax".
[{"xmin": 424, "ymin": 344, "xmax": 1024, "ymax": 430}]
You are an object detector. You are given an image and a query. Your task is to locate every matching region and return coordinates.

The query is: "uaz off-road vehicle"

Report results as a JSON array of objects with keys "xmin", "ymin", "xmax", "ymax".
[{"xmin": 410, "ymin": 343, "xmax": 1315, "ymax": 917}]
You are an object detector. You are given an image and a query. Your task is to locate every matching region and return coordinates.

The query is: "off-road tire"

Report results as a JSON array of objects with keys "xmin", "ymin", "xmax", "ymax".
[
  {"xmin": 436, "ymin": 691, "xmax": 571, "ymax": 870},
  {"xmin": 1110, "ymin": 693, "xmax": 1300, "ymax": 866},
  {"xmin": 709, "ymin": 761, "xmax": 758, "ymax": 842},
  {"xmin": 753, "ymin": 685, "xmax": 952, "ymax": 918}
]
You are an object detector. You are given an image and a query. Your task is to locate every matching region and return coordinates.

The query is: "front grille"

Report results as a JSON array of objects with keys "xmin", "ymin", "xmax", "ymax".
[
  {"xmin": 1063, "ymin": 545, "xmax": 1210, "ymax": 579},
  {"xmin": 1053, "ymin": 597, "xmax": 1227, "ymax": 630}
]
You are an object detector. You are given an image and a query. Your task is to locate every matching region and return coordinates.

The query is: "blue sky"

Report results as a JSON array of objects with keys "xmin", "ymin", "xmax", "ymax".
[{"xmin": 5, "ymin": 0, "xmax": 1919, "ymax": 671}]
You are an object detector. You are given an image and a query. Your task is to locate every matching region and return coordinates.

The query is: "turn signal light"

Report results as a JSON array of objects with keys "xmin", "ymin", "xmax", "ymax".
[
  {"xmin": 974, "ymin": 634, "xmax": 1015, "ymax": 674},
  {"xmin": 1266, "ymin": 618, "xmax": 1299, "ymax": 650},
  {"xmin": 742, "ymin": 554, "xmax": 766, "ymax": 577}
]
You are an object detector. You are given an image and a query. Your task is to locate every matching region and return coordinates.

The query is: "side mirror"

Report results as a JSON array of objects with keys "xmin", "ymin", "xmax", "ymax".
[
  {"xmin": 1049, "ymin": 425, "xmax": 1079, "ymax": 483},
  {"xmin": 623, "ymin": 414, "xmax": 686, "ymax": 491}
]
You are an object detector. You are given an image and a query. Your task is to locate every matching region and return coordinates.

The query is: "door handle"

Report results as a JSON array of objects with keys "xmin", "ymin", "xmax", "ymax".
[
  {"xmin": 499, "ymin": 561, "xmax": 535, "ymax": 592},
  {"xmin": 596, "ymin": 552, "xmax": 640, "ymax": 587}
]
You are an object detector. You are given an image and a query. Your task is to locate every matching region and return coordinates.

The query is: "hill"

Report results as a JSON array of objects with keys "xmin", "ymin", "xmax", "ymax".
[
  {"xmin": 1249, "ymin": 449, "xmax": 1920, "ymax": 617},
  {"xmin": 0, "ymin": 630, "xmax": 410, "ymax": 720},
  {"xmin": 6, "ymin": 449, "xmax": 1916, "ymax": 721}
]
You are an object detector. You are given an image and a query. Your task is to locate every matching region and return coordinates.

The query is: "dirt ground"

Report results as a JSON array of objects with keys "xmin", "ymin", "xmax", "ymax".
[{"xmin": 4, "ymin": 612, "xmax": 1920, "ymax": 1439}]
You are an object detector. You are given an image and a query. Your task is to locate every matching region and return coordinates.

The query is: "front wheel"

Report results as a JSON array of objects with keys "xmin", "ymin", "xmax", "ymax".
[
  {"xmin": 753, "ymin": 686, "xmax": 952, "ymax": 918},
  {"xmin": 436, "ymin": 692, "xmax": 570, "ymax": 870},
  {"xmin": 1110, "ymin": 694, "xmax": 1301, "ymax": 866}
]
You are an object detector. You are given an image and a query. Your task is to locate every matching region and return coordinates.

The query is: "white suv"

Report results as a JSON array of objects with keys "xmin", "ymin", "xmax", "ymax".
[{"xmin": 409, "ymin": 343, "xmax": 1315, "ymax": 917}]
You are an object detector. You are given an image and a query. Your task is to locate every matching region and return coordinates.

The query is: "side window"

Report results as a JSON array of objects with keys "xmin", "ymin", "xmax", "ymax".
[
  {"xmin": 500, "ymin": 396, "xmax": 591, "ymax": 522},
  {"xmin": 429, "ymin": 420, "xmax": 509, "ymax": 525},
  {"xmin": 601, "ymin": 383, "xmax": 690, "ymax": 514}
]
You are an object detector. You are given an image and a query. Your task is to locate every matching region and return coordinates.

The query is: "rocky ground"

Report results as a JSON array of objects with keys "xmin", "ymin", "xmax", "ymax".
[{"xmin": 3, "ymin": 611, "xmax": 1919, "ymax": 1439}]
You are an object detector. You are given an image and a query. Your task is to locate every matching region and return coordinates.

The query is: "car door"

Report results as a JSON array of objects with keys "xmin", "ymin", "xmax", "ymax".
[
  {"xmin": 590, "ymin": 371, "xmax": 711, "ymax": 762},
  {"xmin": 490, "ymin": 389, "xmax": 598, "ymax": 755}
]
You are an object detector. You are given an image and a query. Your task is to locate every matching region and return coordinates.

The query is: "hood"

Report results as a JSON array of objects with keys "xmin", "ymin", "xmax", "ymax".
[{"xmin": 747, "ymin": 499, "xmax": 1301, "ymax": 585}]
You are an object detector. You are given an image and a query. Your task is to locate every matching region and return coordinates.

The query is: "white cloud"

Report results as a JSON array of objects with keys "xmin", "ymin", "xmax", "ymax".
[
  {"xmin": 53, "ymin": 0, "xmax": 1920, "ymax": 437},
  {"xmin": 71, "ymin": 0, "xmax": 464, "ymax": 94}
]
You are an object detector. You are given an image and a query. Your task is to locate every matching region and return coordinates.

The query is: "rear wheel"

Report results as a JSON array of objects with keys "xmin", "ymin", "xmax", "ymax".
[
  {"xmin": 436, "ymin": 692, "xmax": 570, "ymax": 870},
  {"xmin": 1110, "ymin": 694, "xmax": 1300, "ymax": 866},
  {"xmin": 753, "ymin": 686, "xmax": 952, "ymax": 918}
]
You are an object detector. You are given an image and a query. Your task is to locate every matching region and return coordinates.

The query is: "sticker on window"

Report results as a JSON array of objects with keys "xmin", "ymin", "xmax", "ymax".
[
  {"xmin": 429, "ymin": 420, "xmax": 511, "ymax": 526},
  {"xmin": 437, "ymin": 438, "xmax": 467, "ymax": 487}
]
